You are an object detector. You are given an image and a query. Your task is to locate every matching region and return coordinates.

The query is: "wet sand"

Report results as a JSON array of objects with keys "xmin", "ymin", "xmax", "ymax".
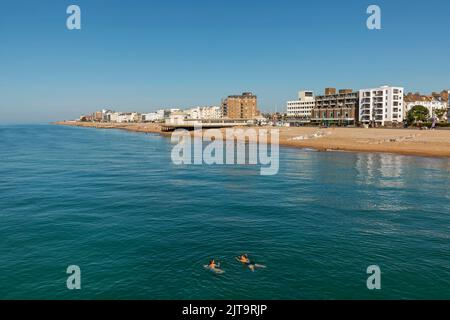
[{"xmin": 54, "ymin": 121, "xmax": 450, "ymax": 158}]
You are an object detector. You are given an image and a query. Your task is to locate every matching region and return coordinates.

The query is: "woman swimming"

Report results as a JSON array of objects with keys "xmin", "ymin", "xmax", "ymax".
[
  {"xmin": 236, "ymin": 254, "xmax": 265, "ymax": 272},
  {"xmin": 237, "ymin": 254, "xmax": 250, "ymax": 264}
]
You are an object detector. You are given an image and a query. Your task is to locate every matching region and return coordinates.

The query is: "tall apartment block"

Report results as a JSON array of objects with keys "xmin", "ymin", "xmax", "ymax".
[
  {"xmin": 286, "ymin": 90, "xmax": 315, "ymax": 120},
  {"xmin": 311, "ymin": 88, "xmax": 359, "ymax": 125},
  {"xmin": 221, "ymin": 92, "xmax": 258, "ymax": 119},
  {"xmin": 359, "ymin": 86, "xmax": 404, "ymax": 126}
]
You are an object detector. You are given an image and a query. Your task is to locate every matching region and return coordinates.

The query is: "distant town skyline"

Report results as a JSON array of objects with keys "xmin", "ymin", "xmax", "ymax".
[{"xmin": 1, "ymin": 0, "xmax": 449, "ymax": 123}]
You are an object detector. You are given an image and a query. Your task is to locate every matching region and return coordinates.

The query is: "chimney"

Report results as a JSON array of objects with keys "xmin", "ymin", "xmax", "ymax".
[{"xmin": 325, "ymin": 88, "xmax": 336, "ymax": 95}]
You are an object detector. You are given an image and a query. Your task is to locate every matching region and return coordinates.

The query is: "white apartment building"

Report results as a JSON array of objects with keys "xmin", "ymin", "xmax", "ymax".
[
  {"xmin": 204, "ymin": 106, "xmax": 222, "ymax": 119},
  {"xmin": 141, "ymin": 110, "xmax": 165, "ymax": 122},
  {"xmin": 186, "ymin": 106, "xmax": 222, "ymax": 120},
  {"xmin": 101, "ymin": 109, "xmax": 114, "ymax": 122},
  {"xmin": 405, "ymin": 100, "xmax": 448, "ymax": 120},
  {"xmin": 166, "ymin": 111, "xmax": 188, "ymax": 125},
  {"xmin": 109, "ymin": 112, "xmax": 140, "ymax": 123},
  {"xmin": 359, "ymin": 86, "xmax": 404, "ymax": 126},
  {"xmin": 286, "ymin": 90, "xmax": 315, "ymax": 119},
  {"xmin": 108, "ymin": 112, "xmax": 119, "ymax": 122}
]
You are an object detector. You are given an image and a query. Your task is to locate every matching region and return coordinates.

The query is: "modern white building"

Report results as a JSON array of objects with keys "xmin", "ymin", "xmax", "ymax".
[
  {"xmin": 286, "ymin": 90, "xmax": 315, "ymax": 119},
  {"xmin": 141, "ymin": 110, "xmax": 165, "ymax": 122},
  {"xmin": 165, "ymin": 111, "xmax": 188, "ymax": 125},
  {"xmin": 108, "ymin": 112, "xmax": 119, "ymax": 122},
  {"xmin": 405, "ymin": 100, "xmax": 448, "ymax": 121},
  {"xmin": 359, "ymin": 86, "xmax": 405, "ymax": 126},
  {"xmin": 186, "ymin": 106, "xmax": 222, "ymax": 120},
  {"xmin": 109, "ymin": 112, "xmax": 140, "ymax": 123},
  {"xmin": 101, "ymin": 109, "xmax": 114, "ymax": 122}
]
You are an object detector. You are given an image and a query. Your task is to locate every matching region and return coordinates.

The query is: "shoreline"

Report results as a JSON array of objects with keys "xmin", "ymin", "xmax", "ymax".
[{"xmin": 54, "ymin": 121, "xmax": 450, "ymax": 159}]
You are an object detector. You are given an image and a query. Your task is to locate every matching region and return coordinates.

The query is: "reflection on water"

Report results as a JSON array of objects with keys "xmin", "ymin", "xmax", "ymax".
[{"xmin": 355, "ymin": 153, "xmax": 406, "ymax": 187}]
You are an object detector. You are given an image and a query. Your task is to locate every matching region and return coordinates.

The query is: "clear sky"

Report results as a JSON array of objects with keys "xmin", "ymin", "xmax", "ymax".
[{"xmin": 0, "ymin": 0, "xmax": 449, "ymax": 123}]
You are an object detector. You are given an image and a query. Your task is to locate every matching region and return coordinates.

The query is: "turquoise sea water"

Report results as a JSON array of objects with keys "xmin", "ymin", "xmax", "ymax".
[{"xmin": 0, "ymin": 124, "xmax": 449, "ymax": 299}]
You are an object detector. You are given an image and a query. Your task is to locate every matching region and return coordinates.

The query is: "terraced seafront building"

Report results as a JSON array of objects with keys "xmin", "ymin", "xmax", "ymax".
[
  {"xmin": 405, "ymin": 100, "xmax": 448, "ymax": 120},
  {"xmin": 311, "ymin": 88, "xmax": 359, "ymax": 126}
]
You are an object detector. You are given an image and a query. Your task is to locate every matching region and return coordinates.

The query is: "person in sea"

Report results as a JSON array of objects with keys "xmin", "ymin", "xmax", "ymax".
[
  {"xmin": 208, "ymin": 259, "xmax": 220, "ymax": 269},
  {"xmin": 236, "ymin": 254, "xmax": 265, "ymax": 272},
  {"xmin": 237, "ymin": 254, "xmax": 251, "ymax": 264},
  {"xmin": 205, "ymin": 258, "xmax": 225, "ymax": 274}
]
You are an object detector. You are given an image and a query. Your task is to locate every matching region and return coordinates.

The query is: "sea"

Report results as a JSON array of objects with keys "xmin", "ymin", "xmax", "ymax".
[{"xmin": 0, "ymin": 124, "xmax": 449, "ymax": 299}]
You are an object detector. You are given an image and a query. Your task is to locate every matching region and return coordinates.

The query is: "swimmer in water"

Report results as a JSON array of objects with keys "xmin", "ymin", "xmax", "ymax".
[
  {"xmin": 237, "ymin": 254, "xmax": 250, "ymax": 264},
  {"xmin": 208, "ymin": 259, "xmax": 218, "ymax": 269},
  {"xmin": 205, "ymin": 259, "xmax": 225, "ymax": 274},
  {"xmin": 236, "ymin": 254, "xmax": 265, "ymax": 272}
]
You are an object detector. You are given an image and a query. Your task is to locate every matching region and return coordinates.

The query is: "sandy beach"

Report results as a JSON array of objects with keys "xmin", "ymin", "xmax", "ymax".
[{"xmin": 55, "ymin": 121, "xmax": 450, "ymax": 158}]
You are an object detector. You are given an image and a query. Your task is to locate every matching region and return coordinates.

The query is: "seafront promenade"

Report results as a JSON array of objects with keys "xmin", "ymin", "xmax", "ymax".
[{"xmin": 55, "ymin": 121, "xmax": 450, "ymax": 158}]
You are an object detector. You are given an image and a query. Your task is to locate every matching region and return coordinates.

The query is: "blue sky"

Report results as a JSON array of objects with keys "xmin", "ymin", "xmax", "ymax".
[{"xmin": 0, "ymin": 0, "xmax": 449, "ymax": 123}]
